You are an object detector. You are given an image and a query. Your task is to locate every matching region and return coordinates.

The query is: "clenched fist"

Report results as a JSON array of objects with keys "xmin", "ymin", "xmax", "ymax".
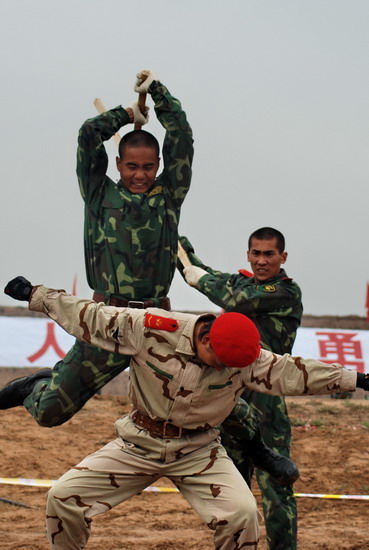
[
  {"xmin": 4, "ymin": 276, "xmax": 34, "ymax": 301},
  {"xmin": 129, "ymin": 101, "xmax": 150, "ymax": 126},
  {"xmin": 134, "ymin": 69, "xmax": 159, "ymax": 93}
]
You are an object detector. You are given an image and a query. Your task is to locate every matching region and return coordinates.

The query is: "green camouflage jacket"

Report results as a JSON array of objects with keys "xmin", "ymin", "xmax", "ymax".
[
  {"xmin": 76, "ymin": 82, "xmax": 193, "ymax": 301},
  {"xmin": 179, "ymin": 237, "xmax": 303, "ymax": 354}
]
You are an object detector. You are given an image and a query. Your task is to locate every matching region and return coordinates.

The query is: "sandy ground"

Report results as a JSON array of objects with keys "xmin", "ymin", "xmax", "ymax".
[{"xmin": 1, "ymin": 393, "xmax": 369, "ymax": 550}]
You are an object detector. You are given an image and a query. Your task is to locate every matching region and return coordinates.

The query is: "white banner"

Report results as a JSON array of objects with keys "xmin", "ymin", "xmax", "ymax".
[
  {"xmin": 0, "ymin": 317, "xmax": 368, "ymax": 372},
  {"xmin": 0, "ymin": 317, "xmax": 74, "ymax": 367},
  {"xmin": 292, "ymin": 327, "xmax": 369, "ymax": 374}
]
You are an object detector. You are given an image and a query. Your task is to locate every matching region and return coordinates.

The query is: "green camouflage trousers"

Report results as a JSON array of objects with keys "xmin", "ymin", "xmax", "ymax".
[
  {"xmin": 222, "ymin": 392, "xmax": 297, "ymax": 550},
  {"xmin": 24, "ymin": 340, "xmax": 130, "ymax": 427}
]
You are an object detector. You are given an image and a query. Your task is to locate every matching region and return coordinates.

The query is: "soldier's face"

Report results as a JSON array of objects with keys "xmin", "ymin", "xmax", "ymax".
[
  {"xmin": 247, "ymin": 238, "xmax": 287, "ymax": 283},
  {"xmin": 196, "ymin": 333, "xmax": 226, "ymax": 371},
  {"xmin": 116, "ymin": 146, "xmax": 160, "ymax": 194}
]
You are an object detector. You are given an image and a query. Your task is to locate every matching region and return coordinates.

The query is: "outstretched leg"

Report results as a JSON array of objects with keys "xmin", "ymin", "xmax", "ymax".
[{"xmin": 0, "ymin": 340, "xmax": 130, "ymax": 426}]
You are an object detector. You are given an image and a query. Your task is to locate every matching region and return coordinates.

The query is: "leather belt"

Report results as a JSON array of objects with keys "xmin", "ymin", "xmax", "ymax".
[
  {"xmin": 93, "ymin": 292, "xmax": 171, "ymax": 311},
  {"xmin": 132, "ymin": 410, "xmax": 198, "ymax": 439}
]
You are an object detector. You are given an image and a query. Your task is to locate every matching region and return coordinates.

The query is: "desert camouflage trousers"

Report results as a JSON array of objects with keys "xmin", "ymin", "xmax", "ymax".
[
  {"xmin": 225, "ymin": 392, "xmax": 297, "ymax": 550},
  {"xmin": 46, "ymin": 437, "xmax": 261, "ymax": 550},
  {"xmin": 24, "ymin": 340, "xmax": 129, "ymax": 427}
]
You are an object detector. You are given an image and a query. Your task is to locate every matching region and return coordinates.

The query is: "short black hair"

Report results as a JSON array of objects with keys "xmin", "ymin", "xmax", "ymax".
[
  {"xmin": 118, "ymin": 130, "xmax": 160, "ymax": 158},
  {"xmin": 248, "ymin": 227, "xmax": 285, "ymax": 253},
  {"xmin": 197, "ymin": 315, "xmax": 217, "ymax": 341}
]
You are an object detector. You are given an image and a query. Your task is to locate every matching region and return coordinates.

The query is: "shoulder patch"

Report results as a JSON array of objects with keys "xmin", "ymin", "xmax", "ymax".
[
  {"xmin": 256, "ymin": 284, "xmax": 277, "ymax": 293},
  {"xmin": 144, "ymin": 313, "xmax": 178, "ymax": 332},
  {"xmin": 238, "ymin": 269, "xmax": 253, "ymax": 278},
  {"xmin": 147, "ymin": 185, "xmax": 163, "ymax": 197}
]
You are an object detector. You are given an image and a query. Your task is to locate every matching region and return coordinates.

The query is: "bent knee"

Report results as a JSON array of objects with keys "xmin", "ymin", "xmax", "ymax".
[
  {"xmin": 47, "ymin": 473, "xmax": 80, "ymax": 510},
  {"xmin": 34, "ymin": 409, "xmax": 73, "ymax": 427},
  {"xmin": 28, "ymin": 395, "xmax": 76, "ymax": 427}
]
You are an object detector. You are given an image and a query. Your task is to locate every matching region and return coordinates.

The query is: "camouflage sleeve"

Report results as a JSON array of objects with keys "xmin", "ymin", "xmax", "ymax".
[
  {"xmin": 179, "ymin": 241, "xmax": 253, "ymax": 310},
  {"xmin": 197, "ymin": 271, "xmax": 302, "ymax": 315},
  {"xmin": 29, "ymin": 285, "xmax": 145, "ymax": 356},
  {"xmin": 150, "ymin": 82, "xmax": 194, "ymax": 208},
  {"xmin": 76, "ymin": 107, "xmax": 131, "ymax": 207},
  {"xmin": 242, "ymin": 349, "xmax": 357, "ymax": 396}
]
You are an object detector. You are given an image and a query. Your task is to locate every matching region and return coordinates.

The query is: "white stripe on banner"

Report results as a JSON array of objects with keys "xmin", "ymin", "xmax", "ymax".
[{"xmin": 0, "ymin": 316, "xmax": 368, "ymax": 371}]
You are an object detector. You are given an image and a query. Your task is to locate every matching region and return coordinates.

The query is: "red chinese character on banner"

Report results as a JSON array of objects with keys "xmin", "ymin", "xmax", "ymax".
[
  {"xmin": 316, "ymin": 331, "xmax": 364, "ymax": 373},
  {"xmin": 27, "ymin": 322, "xmax": 66, "ymax": 363},
  {"xmin": 27, "ymin": 276, "xmax": 77, "ymax": 364}
]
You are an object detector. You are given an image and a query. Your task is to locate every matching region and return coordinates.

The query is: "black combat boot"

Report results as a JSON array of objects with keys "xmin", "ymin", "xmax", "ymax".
[
  {"xmin": 248, "ymin": 428, "xmax": 300, "ymax": 486},
  {"xmin": 0, "ymin": 368, "xmax": 52, "ymax": 409}
]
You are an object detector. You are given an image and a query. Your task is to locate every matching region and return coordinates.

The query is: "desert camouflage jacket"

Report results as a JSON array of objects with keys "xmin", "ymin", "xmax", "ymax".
[
  {"xmin": 76, "ymin": 82, "xmax": 194, "ymax": 302},
  {"xmin": 29, "ymin": 285, "xmax": 356, "ymax": 456},
  {"xmin": 178, "ymin": 238, "xmax": 303, "ymax": 354}
]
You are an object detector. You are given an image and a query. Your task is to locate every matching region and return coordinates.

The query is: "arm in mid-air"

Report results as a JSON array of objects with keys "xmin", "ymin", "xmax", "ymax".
[
  {"xmin": 4, "ymin": 275, "xmax": 144, "ymax": 356},
  {"xmin": 149, "ymin": 77, "xmax": 194, "ymax": 207},
  {"xmin": 76, "ymin": 105, "xmax": 133, "ymax": 207},
  {"xmin": 32, "ymin": 285, "xmax": 145, "ymax": 356},
  {"xmin": 242, "ymin": 348, "xmax": 357, "ymax": 397},
  {"xmin": 178, "ymin": 235, "xmax": 301, "ymax": 313}
]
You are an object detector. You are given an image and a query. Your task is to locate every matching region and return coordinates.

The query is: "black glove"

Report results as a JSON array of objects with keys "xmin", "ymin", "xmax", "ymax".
[
  {"xmin": 356, "ymin": 372, "xmax": 369, "ymax": 391},
  {"xmin": 4, "ymin": 276, "xmax": 34, "ymax": 301},
  {"xmin": 179, "ymin": 235, "xmax": 195, "ymax": 254}
]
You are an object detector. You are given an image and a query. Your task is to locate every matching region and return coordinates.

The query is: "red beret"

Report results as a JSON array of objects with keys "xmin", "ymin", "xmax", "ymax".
[{"xmin": 209, "ymin": 312, "xmax": 260, "ymax": 368}]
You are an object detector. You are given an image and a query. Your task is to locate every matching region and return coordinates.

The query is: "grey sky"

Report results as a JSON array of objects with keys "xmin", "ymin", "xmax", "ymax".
[{"xmin": 0, "ymin": 0, "xmax": 368, "ymax": 315}]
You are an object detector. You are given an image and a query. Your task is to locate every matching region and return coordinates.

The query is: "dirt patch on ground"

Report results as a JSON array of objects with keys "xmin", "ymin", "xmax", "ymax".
[{"xmin": 1, "ymin": 395, "xmax": 369, "ymax": 549}]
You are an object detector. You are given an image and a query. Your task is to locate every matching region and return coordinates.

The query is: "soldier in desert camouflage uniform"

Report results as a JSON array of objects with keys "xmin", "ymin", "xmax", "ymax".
[
  {"xmin": 3, "ymin": 276, "xmax": 361, "ymax": 550},
  {"xmin": 178, "ymin": 227, "xmax": 302, "ymax": 550}
]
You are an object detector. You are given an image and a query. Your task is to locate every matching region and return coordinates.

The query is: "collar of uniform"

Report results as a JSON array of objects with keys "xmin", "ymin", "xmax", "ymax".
[
  {"xmin": 116, "ymin": 180, "xmax": 163, "ymax": 201},
  {"xmin": 243, "ymin": 268, "xmax": 289, "ymax": 285},
  {"xmin": 175, "ymin": 313, "xmax": 217, "ymax": 356},
  {"xmin": 271, "ymin": 268, "xmax": 291, "ymax": 282}
]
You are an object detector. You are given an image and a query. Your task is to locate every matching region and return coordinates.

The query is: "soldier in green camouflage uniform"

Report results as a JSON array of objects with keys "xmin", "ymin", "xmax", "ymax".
[
  {"xmin": 0, "ymin": 73, "xmax": 298, "ymax": 492},
  {"xmin": 0, "ymin": 70, "xmax": 194, "ymax": 426},
  {"xmin": 178, "ymin": 227, "xmax": 303, "ymax": 550}
]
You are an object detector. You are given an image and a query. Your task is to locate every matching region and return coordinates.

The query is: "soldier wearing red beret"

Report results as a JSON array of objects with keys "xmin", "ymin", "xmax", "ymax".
[{"xmin": 3, "ymin": 275, "xmax": 366, "ymax": 550}]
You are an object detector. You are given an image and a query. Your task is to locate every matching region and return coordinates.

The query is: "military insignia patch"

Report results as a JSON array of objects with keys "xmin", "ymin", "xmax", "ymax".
[
  {"xmin": 147, "ymin": 185, "xmax": 163, "ymax": 197},
  {"xmin": 256, "ymin": 284, "xmax": 277, "ymax": 293},
  {"xmin": 144, "ymin": 313, "xmax": 178, "ymax": 332}
]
